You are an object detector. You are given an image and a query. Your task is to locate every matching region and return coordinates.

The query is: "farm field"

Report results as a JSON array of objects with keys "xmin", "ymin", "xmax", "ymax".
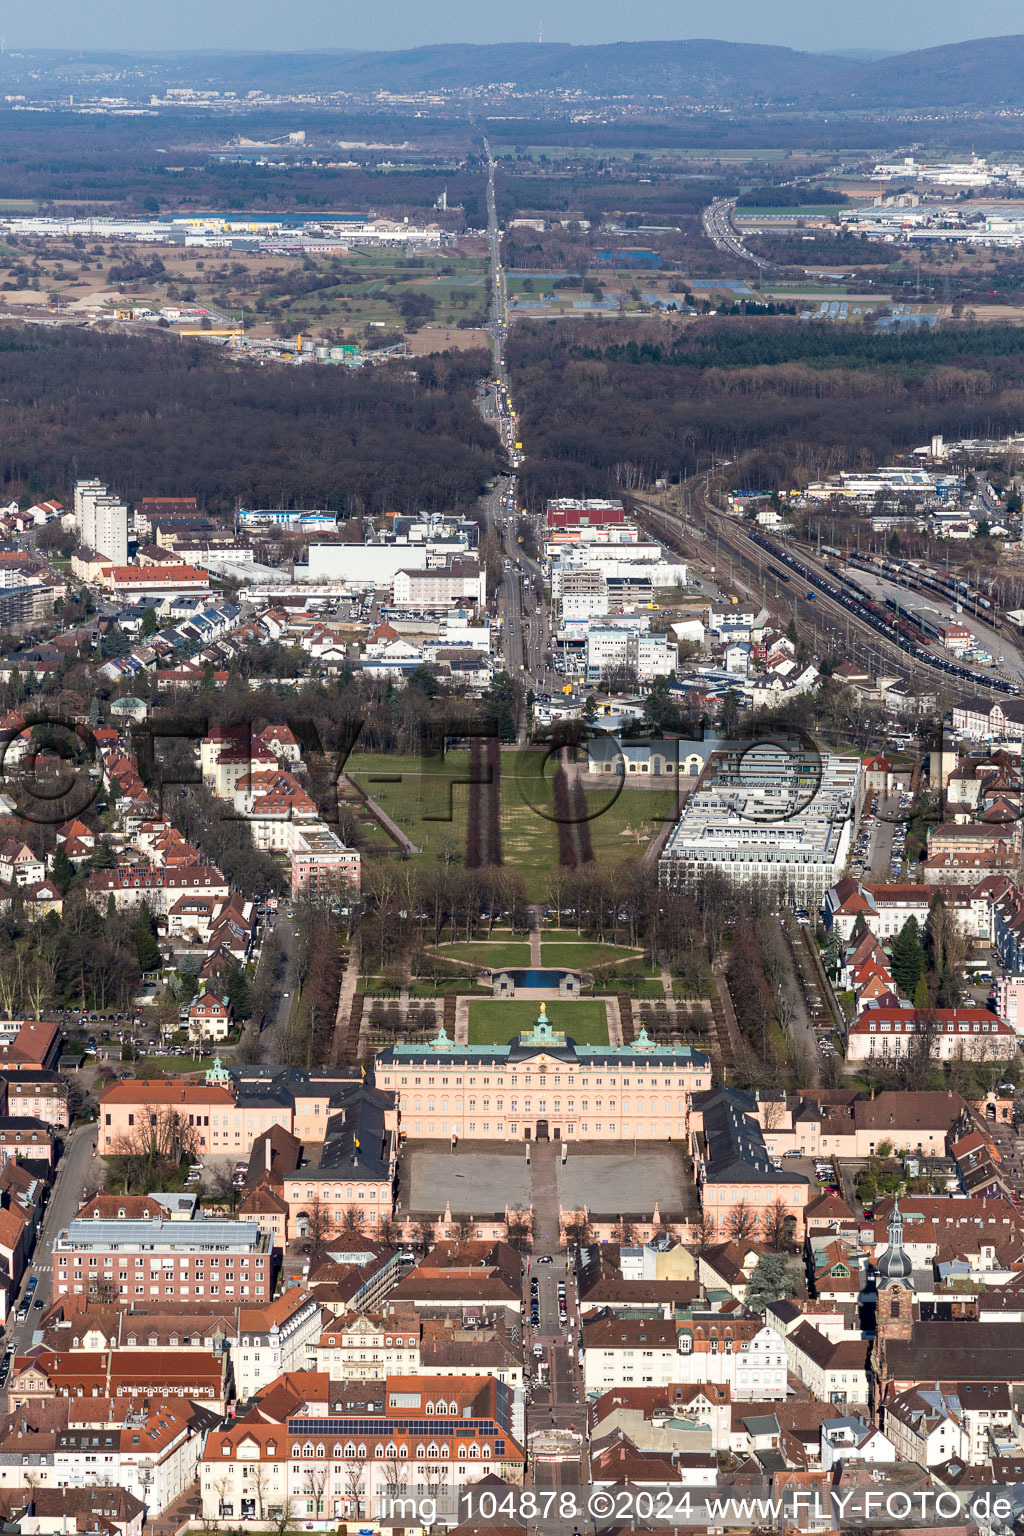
[{"xmin": 0, "ymin": 239, "xmax": 489, "ymax": 348}]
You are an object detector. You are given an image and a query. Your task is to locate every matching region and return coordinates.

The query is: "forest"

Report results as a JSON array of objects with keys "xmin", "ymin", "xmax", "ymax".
[
  {"xmin": 506, "ymin": 319, "xmax": 1024, "ymax": 503},
  {"xmin": 0, "ymin": 327, "xmax": 500, "ymax": 511}
]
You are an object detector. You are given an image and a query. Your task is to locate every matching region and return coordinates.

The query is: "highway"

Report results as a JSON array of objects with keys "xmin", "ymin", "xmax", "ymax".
[
  {"xmin": 701, "ymin": 158, "xmax": 881, "ymax": 271},
  {"xmin": 477, "ymin": 141, "xmax": 561, "ymax": 706},
  {"xmin": 702, "ymin": 195, "xmax": 774, "ymax": 270}
]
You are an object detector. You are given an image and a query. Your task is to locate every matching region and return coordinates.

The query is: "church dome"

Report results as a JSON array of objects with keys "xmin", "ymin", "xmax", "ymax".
[{"xmin": 876, "ymin": 1198, "xmax": 913, "ymax": 1287}]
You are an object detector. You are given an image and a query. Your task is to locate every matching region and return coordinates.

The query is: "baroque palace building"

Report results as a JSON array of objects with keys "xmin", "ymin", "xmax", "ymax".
[{"xmin": 373, "ymin": 1005, "xmax": 711, "ymax": 1144}]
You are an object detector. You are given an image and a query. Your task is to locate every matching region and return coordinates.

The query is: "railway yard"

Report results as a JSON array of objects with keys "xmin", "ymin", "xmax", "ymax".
[{"xmin": 639, "ymin": 480, "xmax": 1024, "ymax": 704}]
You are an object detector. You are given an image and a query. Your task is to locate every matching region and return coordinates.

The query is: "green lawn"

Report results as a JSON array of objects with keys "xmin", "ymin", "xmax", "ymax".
[
  {"xmin": 437, "ymin": 942, "xmax": 532, "ymax": 969},
  {"xmin": 136, "ymin": 1056, "xmax": 217, "ymax": 1075},
  {"xmin": 467, "ymin": 999, "xmax": 610, "ymax": 1045},
  {"xmin": 363, "ymin": 978, "xmax": 490, "ymax": 998},
  {"xmin": 541, "ymin": 942, "xmax": 639, "ymax": 968},
  {"xmin": 346, "ymin": 749, "xmax": 679, "ymax": 901},
  {"xmin": 600, "ymin": 958, "xmax": 665, "ymax": 998},
  {"xmin": 624, "ymin": 979, "xmax": 666, "ymax": 999}
]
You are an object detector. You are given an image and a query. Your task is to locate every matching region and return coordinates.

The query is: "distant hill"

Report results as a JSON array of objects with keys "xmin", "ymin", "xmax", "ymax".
[
  {"xmin": 0, "ymin": 42, "xmax": 853, "ymax": 102},
  {"xmin": 288, "ymin": 40, "xmax": 853, "ymax": 99},
  {"xmin": 827, "ymin": 34, "xmax": 1024, "ymax": 107},
  {"xmin": 4, "ymin": 36, "xmax": 1024, "ymax": 110}
]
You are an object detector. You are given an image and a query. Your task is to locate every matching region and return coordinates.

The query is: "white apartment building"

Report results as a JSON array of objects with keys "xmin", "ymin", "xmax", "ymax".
[
  {"xmin": 560, "ymin": 568, "xmax": 610, "ymax": 621},
  {"xmin": 54, "ymin": 1403, "xmax": 213, "ymax": 1516},
  {"xmin": 312, "ymin": 1313, "xmax": 421, "ymax": 1382},
  {"xmin": 659, "ymin": 745, "xmax": 861, "ymax": 908},
  {"xmin": 74, "ymin": 479, "xmax": 128, "ymax": 564},
  {"xmin": 582, "ymin": 1317, "xmax": 786, "ymax": 1400},
  {"xmin": 232, "ymin": 1290, "xmax": 325, "ymax": 1402}
]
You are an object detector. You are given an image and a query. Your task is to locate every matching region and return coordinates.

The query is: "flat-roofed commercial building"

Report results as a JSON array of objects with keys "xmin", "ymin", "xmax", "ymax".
[
  {"xmin": 53, "ymin": 1218, "xmax": 273, "ymax": 1302},
  {"xmin": 659, "ymin": 743, "xmax": 861, "ymax": 908}
]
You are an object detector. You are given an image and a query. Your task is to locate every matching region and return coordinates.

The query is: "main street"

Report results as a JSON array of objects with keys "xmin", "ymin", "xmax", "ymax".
[
  {"xmin": 523, "ymin": 1142, "xmax": 586, "ymax": 1523},
  {"xmin": 478, "ymin": 142, "xmax": 559, "ymax": 704},
  {"xmin": 1, "ymin": 1120, "xmax": 99, "ymax": 1387}
]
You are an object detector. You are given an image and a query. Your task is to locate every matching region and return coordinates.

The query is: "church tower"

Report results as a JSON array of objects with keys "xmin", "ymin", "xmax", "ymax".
[{"xmin": 871, "ymin": 1199, "xmax": 915, "ymax": 1424}]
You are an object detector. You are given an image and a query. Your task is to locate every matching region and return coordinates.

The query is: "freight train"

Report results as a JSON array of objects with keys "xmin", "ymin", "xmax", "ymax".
[{"xmin": 747, "ymin": 529, "xmax": 1017, "ymax": 694}]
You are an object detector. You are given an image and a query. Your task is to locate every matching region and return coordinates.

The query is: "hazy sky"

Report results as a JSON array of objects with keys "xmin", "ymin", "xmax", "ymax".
[{"xmin": 7, "ymin": 0, "xmax": 1021, "ymax": 54}]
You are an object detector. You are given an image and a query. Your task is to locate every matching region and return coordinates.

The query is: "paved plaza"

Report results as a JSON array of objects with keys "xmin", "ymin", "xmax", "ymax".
[
  {"xmin": 402, "ymin": 1141, "xmax": 533, "ymax": 1216},
  {"xmin": 556, "ymin": 1142, "xmax": 694, "ymax": 1218},
  {"xmin": 400, "ymin": 1138, "xmax": 693, "ymax": 1220}
]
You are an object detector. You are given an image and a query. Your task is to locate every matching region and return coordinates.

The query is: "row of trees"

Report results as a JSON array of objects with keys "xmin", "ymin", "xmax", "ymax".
[
  {"xmin": 281, "ymin": 911, "xmax": 346, "ymax": 1071},
  {"xmin": 0, "ymin": 896, "xmax": 153, "ymax": 1015}
]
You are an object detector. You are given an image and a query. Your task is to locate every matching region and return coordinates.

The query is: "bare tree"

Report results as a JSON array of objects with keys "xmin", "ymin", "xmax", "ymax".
[
  {"xmin": 377, "ymin": 1214, "xmax": 400, "ymax": 1246},
  {"xmin": 302, "ymin": 1466, "xmax": 329, "ymax": 1520},
  {"xmin": 0, "ymin": 955, "xmax": 21, "ymax": 1018},
  {"xmin": 305, "ymin": 1194, "xmax": 334, "ymax": 1255},
  {"xmin": 414, "ymin": 1217, "xmax": 436, "ymax": 1252},
  {"xmin": 506, "ymin": 1211, "xmax": 531, "ymax": 1251},
  {"xmin": 420, "ymin": 1463, "xmax": 448, "ymax": 1532},
  {"xmin": 759, "ymin": 1096, "xmax": 786, "ymax": 1134},
  {"xmin": 763, "ymin": 1199, "xmax": 795, "ymax": 1253},
  {"xmin": 726, "ymin": 1202, "xmax": 759, "ymax": 1242},
  {"xmin": 343, "ymin": 1463, "xmax": 365, "ymax": 1520},
  {"xmin": 249, "ymin": 1462, "xmax": 271, "ymax": 1521},
  {"xmin": 381, "ymin": 1452, "xmax": 406, "ymax": 1508},
  {"xmin": 210, "ymin": 1473, "xmax": 233, "ymax": 1522},
  {"xmin": 692, "ymin": 1209, "xmax": 717, "ymax": 1255},
  {"xmin": 562, "ymin": 1210, "xmax": 594, "ymax": 1247},
  {"xmin": 901, "ymin": 1008, "xmax": 939, "ymax": 1091},
  {"xmin": 22, "ymin": 958, "xmax": 53, "ymax": 1021},
  {"xmin": 110, "ymin": 1107, "xmax": 201, "ymax": 1194},
  {"xmin": 206, "ymin": 1163, "xmax": 242, "ymax": 1215},
  {"xmin": 270, "ymin": 1497, "xmax": 296, "ymax": 1536}
]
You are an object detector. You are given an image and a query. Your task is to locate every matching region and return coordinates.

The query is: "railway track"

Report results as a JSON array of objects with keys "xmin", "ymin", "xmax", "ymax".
[{"xmin": 637, "ymin": 483, "xmax": 1016, "ymax": 700}]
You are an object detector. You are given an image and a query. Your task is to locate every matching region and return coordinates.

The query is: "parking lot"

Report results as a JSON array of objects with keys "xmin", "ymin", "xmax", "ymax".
[
  {"xmin": 770, "ymin": 1152, "xmax": 843, "ymax": 1199},
  {"xmin": 848, "ymin": 790, "xmax": 910, "ymax": 882},
  {"xmin": 57, "ymin": 1008, "xmax": 171, "ymax": 1065}
]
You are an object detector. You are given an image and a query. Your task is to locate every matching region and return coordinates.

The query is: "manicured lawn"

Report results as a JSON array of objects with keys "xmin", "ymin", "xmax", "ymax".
[
  {"xmin": 467, "ymin": 999, "xmax": 610, "ymax": 1046},
  {"xmin": 438, "ymin": 942, "xmax": 532, "ymax": 969},
  {"xmin": 137, "ymin": 1056, "xmax": 217, "ymax": 1074},
  {"xmin": 346, "ymin": 750, "xmax": 679, "ymax": 901},
  {"xmin": 540, "ymin": 942, "xmax": 638, "ymax": 969},
  {"xmin": 626, "ymin": 979, "xmax": 666, "ymax": 999},
  {"xmin": 597, "ymin": 958, "xmax": 665, "ymax": 998}
]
